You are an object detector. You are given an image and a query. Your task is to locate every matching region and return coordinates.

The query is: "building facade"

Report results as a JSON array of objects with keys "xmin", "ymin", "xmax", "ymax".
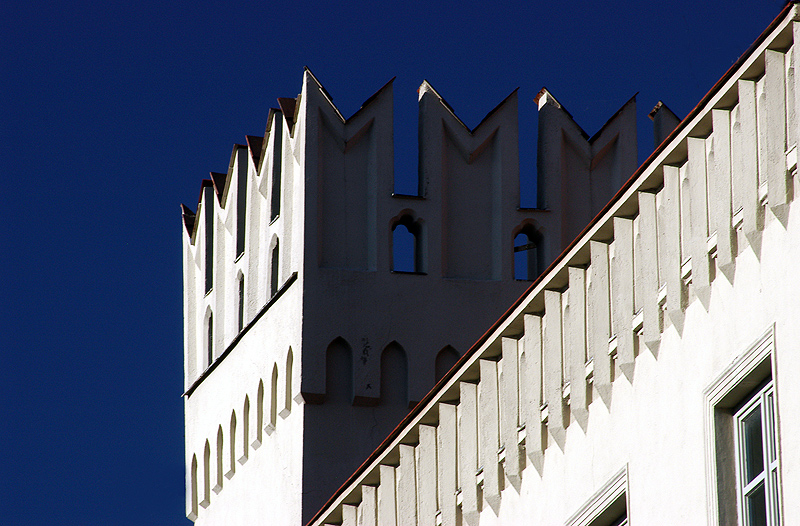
[
  {"xmin": 183, "ymin": 5, "xmax": 800, "ymax": 526},
  {"xmin": 181, "ymin": 59, "xmax": 640, "ymax": 522},
  {"xmin": 308, "ymin": 5, "xmax": 800, "ymax": 525}
]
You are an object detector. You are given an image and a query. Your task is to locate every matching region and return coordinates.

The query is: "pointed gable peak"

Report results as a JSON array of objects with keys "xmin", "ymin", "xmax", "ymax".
[
  {"xmin": 181, "ymin": 204, "xmax": 196, "ymax": 236},
  {"xmin": 534, "ymin": 87, "xmax": 563, "ymax": 111},
  {"xmin": 648, "ymin": 100, "xmax": 679, "ymax": 121},
  {"xmin": 420, "ymin": 79, "xmax": 518, "ymax": 134},
  {"xmin": 245, "ymin": 135, "xmax": 264, "ymax": 168},
  {"xmin": 347, "ymin": 76, "xmax": 394, "ymax": 123},
  {"xmin": 303, "ymin": 67, "xmax": 394, "ymax": 124},
  {"xmin": 209, "ymin": 172, "xmax": 227, "ymax": 204},
  {"xmin": 588, "ymin": 92, "xmax": 637, "ymax": 144}
]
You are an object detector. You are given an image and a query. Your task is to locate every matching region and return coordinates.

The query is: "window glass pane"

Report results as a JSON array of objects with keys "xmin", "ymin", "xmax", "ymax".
[
  {"xmin": 745, "ymin": 481, "xmax": 768, "ymax": 526},
  {"xmin": 742, "ymin": 406, "xmax": 764, "ymax": 484}
]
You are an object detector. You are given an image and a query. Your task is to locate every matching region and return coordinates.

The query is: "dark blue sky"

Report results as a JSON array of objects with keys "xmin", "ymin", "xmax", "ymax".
[{"xmin": 2, "ymin": 2, "xmax": 784, "ymax": 524}]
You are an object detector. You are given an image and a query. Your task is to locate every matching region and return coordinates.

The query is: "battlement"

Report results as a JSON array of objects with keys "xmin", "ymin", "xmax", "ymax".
[
  {"xmin": 182, "ymin": 69, "xmax": 653, "ymax": 395},
  {"xmin": 181, "ymin": 68, "xmax": 666, "ymax": 523}
]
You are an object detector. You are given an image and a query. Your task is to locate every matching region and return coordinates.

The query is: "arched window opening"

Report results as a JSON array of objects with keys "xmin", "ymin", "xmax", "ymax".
[
  {"xmin": 269, "ymin": 364, "xmax": 279, "ymax": 431},
  {"xmin": 237, "ymin": 274, "xmax": 245, "ymax": 332},
  {"xmin": 326, "ymin": 338, "xmax": 353, "ymax": 404},
  {"xmin": 392, "ymin": 215, "xmax": 424, "ymax": 273},
  {"xmin": 380, "ymin": 342, "xmax": 408, "ymax": 406},
  {"xmin": 514, "ymin": 225, "xmax": 544, "ymax": 281},
  {"xmin": 189, "ymin": 455, "xmax": 199, "ymax": 520},
  {"xmin": 206, "ymin": 312, "xmax": 214, "ymax": 368},
  {"xmin": 435, "ymin": 346, "xmax": 460, "ymax": 383},
  {"xmin": 270, "ymin": 240, "xmax": 280, "ymax": 297},
  {"xmin": 281, "ymin": 349, "xmax": 293, "ymax": 417},
  {"xmin": 214, "ymin": 427, "xmax": 223, "ymax": 493},
  {"xmin": 201, "ymin": 441, "xmax": 211, "ymax": 508},
  {"xmin": 254, "ymin": 380, "xmax": 264, "ymax": 447},
  {"xmin": 239, "ymin": 396, "xmax": 250, "ymax": 464},
  {"xmin": 227, "ymin": 412, "xmax": 236, "ymax": 479}
]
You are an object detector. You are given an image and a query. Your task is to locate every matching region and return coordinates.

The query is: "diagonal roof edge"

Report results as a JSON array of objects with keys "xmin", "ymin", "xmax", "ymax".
[{"xmin": 306, "ymin": 3, "xmax": 797, "ymax": 524}]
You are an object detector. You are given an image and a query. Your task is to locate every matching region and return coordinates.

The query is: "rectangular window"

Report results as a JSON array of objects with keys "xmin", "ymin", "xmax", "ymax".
[
  {"xmin": 734, "ymin": 380, "xmax": 780, "ymax": 526},
  {"xmin": 704, "ymin": 326, "xmax": 780, "ymax": 526}
]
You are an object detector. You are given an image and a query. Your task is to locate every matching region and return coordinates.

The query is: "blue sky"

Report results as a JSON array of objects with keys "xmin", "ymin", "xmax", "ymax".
[{"xmin": 1, "ymin": 1, "xmax": 785, "ymax": 524}]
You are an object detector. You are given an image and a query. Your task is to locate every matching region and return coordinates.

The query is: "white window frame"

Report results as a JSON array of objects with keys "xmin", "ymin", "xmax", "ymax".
[
  {"xmin": 565, "ymin": 466, "xmax": 628, "ymax": 526},
  {"xmin": 734, "ymin": 380, "xmax": 780, "ymax": 526},
  {"xmin": 703, "ymin": 325, "xmax": 782, "ymax": 526}
]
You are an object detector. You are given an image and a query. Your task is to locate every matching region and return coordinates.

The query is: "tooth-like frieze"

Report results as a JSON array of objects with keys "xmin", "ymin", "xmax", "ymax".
[
  {"xmin": 567, "ymin": 267, "xmax": 589, "ymax": 428},
  {"xmin": 735, "ymin": 79, "xmax": 763, "ymax": 255},
  {"xmin": 662, "ymin": 165, "xmax": 685, "ymax": 333},
  {"xmin": 436, "ymin": 403, "xmax": 458, "ymax": 526},
  {"xmin": 789, "ymin": 40, "xmax": 798, "ymax": 151},
  {"xmin": 500, "ymin": 337, "xmax": 522, "ymax": 486},
  {"xmin": 637, "ymin": 192, "xmax": 660, "ymax": 354},
  {"xmin": 687, "ymin": 137, "xmax": 711, "ymax": 308},
  {"xmin": 478, "ymin": 359, "xmax": 501, "ymax": 513},
  {"xmin": 458, "ymin": 382, "xmax": 479, "ymax": 526},
  {"xmin": 711, "ymin": 109, "xmax": 735, "ymax": 281},
  {"xmin": 341, "ymin": 504, "xmax": 357, "ymax": 526},
  {"xmin": 520, "ymin": 314, "xmax": 545, "ymax": 469},
  {"xmin": 417, "ymin": 425, "xmax": 438, "ymax": 526},
  {"xmin": 611, "ymin": 217, "xmax": 635, "ymax": 381},
  {"xmin": 543, "ymin": 290, "xmax": 566, "ymax": 448},
  {"xmin": 378, "ymin": 465, "xmax": 398, "ymax": 526},
  {"xmin": 358, "ymin": 485, "xmax": 377, "ymax": 526},
  {"xmin": 765, "ymin": 49, "xmax": 790, "ymax": 216},
  {"xmin": 397, "ymin": 444, "xmax": 418, "ymax": 525},
  {"xmin": 588, "ymin": 241, "xmax": 612, "ymax": 406}
]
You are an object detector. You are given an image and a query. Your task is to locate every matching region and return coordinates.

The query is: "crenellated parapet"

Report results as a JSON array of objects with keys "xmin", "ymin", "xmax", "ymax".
[
  {"xmin": 182, "ymin": 67, "xmax": 649, "ymax": 524},
  {"xmin": 536, "ymin": 87, "xmax": 638, "ymax": 253}
]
